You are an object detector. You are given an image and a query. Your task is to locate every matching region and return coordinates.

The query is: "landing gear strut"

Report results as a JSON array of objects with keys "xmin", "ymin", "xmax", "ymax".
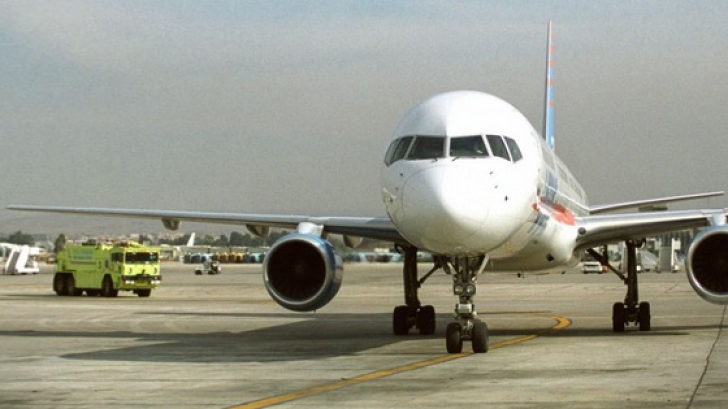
[
  {"xmin": 443, "ymin": 256, "xmax": 489, "ymax": 353},
  {"xmin": 392, "ymin": 246, "xmax": 437, "ymax": 336},
  {"xmin": 588, "ymin": 240, "xmax": 651, "ymax": 332}
]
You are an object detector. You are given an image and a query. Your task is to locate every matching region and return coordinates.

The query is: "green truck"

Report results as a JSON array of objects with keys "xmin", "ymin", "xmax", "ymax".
[{"xmin": 54, "ymin": 241, "xmax": 162, "ymax": 297}]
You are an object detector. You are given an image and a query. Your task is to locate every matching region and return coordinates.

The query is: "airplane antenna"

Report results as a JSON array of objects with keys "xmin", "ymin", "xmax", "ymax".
[{"xmin": 542, "ymin": 20, "xmax": 555, "ymax": 151}]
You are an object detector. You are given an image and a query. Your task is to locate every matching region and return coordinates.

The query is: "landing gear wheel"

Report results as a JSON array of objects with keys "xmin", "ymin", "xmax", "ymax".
[
  {"xmin": 612, "ymin": 302, "xmax": 626, "ymax": 332},
  {"xmin": 446, "ymin": 322, "xmax": 463, "ymax": 354},
  {"xmin": 417, "ymin": 305, "xmax": 436, "ymax": 335},
  {"xmin": 638, "ymin": 302, "xmax": 651, "ymax": 331},
  {"xmin": 472, "ymin": 320, "xmax": 489, "ymax": 353},
  {"xmin": 393, "ymin": 305, "xmax": 410, "ymax": 335}
]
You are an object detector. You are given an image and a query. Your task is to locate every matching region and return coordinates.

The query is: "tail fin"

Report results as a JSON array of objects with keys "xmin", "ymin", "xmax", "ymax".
[
  {"xmin": 186, "ymin": 232, "xmax": 196, "ymax": 247},
  {"xmin": 542, "ymin": 20, "xmax": 555, "ymax": 151}
]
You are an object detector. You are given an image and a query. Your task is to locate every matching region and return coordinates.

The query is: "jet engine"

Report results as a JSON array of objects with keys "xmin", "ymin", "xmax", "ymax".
[
  {"xmin": 263, "ymin": 234, "xmax": 343, "ymax": 311},
  {"xmin": 686, "ymin": 226, "xmax": 728, "ymax": 304}
]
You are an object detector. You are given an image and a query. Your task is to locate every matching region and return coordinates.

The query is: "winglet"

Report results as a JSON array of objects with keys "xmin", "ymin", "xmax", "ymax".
[{"xmin": 542, "ymin": 20, "xmax": 555, "ymax": 151}]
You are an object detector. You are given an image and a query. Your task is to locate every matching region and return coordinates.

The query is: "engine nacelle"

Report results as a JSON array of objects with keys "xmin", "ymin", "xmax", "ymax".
[
  {"xmin": 686, "ymin": 226, "xmax": 728, "ymax": 304},
  {"xmin": 263, "ymin": 233, "xmax": 343, "ymax": 311}
]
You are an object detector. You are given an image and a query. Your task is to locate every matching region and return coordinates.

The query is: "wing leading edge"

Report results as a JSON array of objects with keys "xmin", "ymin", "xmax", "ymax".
[
  {"xmin": 576, "ymin": 208, "xmax": 728, "ymax": 251},
  {"xmin": 6, "ymin": 205, "xmax": 406, "ymax": 244},
  {"xmin": 575, "ymin": 191, "xmax": 727, "ymax": 250}
]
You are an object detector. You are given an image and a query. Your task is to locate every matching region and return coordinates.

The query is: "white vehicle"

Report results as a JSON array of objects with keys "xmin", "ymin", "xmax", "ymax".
[
  {"xmin": 194, "ymin": 254, "xmax": 221, "ymax": 275},
  {"xmin": 9, "ymin": 22, "xmax": 728, "ymax": 354},
  {"xmin": 582, "ymin": 261, "xmax": 603, "ymax": 274}
]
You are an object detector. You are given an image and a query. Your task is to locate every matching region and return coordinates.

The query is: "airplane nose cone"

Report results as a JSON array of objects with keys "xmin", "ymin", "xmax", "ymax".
[{"xmin": 400, "ymin": 163, "xmax": 498, "ymax": 253}]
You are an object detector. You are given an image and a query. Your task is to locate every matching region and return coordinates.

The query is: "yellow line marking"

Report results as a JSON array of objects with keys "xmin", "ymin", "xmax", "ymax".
[{"xmin": 227, "ymin": 315, "xmax": 571, "ymax": 409}]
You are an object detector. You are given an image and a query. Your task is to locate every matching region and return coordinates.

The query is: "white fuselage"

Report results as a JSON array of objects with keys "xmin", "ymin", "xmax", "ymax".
[{"xmin": 381, "ymin": 91, "xmax": 589, "ymax": 271}]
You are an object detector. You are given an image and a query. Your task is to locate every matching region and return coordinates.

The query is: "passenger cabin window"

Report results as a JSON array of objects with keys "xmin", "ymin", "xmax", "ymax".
[
  {"xmin": 384, "ymin": 136, "xmax": 414, "ymax": 166},
  {"xmin": 408, "ymin": 136, "xmax": 445, "ymax": 160},
  {"xmin": 504, "ymin": 137, "xmax": 523, "ymax": 162},
  {"xmin": 486, "ymin": 135, "xmax": 511, "ymax": 161},
  {"xmin": 450, "ymin": 136, "xmax": 489, "ymax": 158}
]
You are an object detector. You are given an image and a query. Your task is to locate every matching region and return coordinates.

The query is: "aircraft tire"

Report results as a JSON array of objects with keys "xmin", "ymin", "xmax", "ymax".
[
  {"xmin": 612, "ymin": 302, "xmax": 626, "ymax": 332},
  {"xmin": 472, "ymin": 320, "xmax": 489, "ymax": 353},
  {"xmin": 638, "ymin": 302, "xmax": 651, "ymax": 331},
  {"xmin": 417, "ymin": 305, "xmax": 436, "ymax": 335},
  {"xmin": 393, "ymin": 305, "xmax": 410, "ymax": 335},
  {"xmin": 446, "ymin": 322, "xmax": 463, "ymax": 354}
]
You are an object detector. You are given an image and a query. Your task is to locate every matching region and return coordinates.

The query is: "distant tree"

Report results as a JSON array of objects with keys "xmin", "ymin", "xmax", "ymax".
[
  {"xmin": 198, "ymin": 235, "xmax": 216, "ymax": 246},
  {"xmin": 7, "ymin": 230, "xmax": 35, "ymax": 245},
  {"xmin": 229, "ymin": 231, "xmax": 248, "ymax": 246},
  {"xmin": 158, "ymin": 234, "xmax": 192, "ymax": 246},
  {"xmin": 229, "ymin": 231, "xmax": 266, "ymax": 247},
  {"xmin": 267, "ymin": 231, "xmax": 289, "ymax": 246},
  {"xmin": 214, "ymin": 234, "xmax": 229, "ymax": 247},
  {"xmin": 54, "ymin": 234, "xmax": 67, "ymax": 253}
]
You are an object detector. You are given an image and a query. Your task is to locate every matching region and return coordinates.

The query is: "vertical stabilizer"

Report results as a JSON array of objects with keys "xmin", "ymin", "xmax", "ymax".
[{"xmin": 542, "ymin": 20, "xmax": 555, "ymax": 151}]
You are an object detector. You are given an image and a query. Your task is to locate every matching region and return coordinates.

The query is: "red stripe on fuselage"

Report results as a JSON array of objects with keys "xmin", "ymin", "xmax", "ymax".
[{"xmin": 535, "ymin": 199, "xmax": 576, "ymax": 226}]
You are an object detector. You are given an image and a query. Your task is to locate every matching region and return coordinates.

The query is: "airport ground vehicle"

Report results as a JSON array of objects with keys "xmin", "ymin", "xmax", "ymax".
[
  {"xmin": 581, "ymin": 260, "xmax": 604, "ymax": 274},
  {"xmin": 54, "ymin": 241, "xmax": 162, "ymax": 297},
  {"xmin": 194, "ymin": 254, "xmax": 222, "ymax": 275}
]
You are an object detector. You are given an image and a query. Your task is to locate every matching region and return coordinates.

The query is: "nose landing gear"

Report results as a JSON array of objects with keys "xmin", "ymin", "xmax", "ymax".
[
  {"xmin": 392, "ymin": 248, "xmax": 490, "ymax": 353},
  {"xmin": 444, "ymin": 256, "xmax": 489, "ymax": 353}
]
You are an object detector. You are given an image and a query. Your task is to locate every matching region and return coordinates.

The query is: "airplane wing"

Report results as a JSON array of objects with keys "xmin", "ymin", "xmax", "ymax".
[
  {"xmin": 588, "ymin": 191, "xmax": 724, "ymax": 214},
  {"xmin": 575, "ymin": 208, "xmax": 727, "ymax": 251},
  {"xmin": 6, "ymin": 205, "xmax": 406, "ymax": 244}
]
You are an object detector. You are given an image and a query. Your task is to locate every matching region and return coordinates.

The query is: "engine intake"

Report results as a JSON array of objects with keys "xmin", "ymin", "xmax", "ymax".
[
  {"xmin": 263, "ymin": 234, "xmax": 343, "ymax": 311},
  {"xmin": 686, "ymin": 226, "xmax": 728, "ymax": 304}
]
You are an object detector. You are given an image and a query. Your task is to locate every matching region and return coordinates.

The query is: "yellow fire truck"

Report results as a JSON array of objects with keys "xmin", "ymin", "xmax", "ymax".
[{"xmin": 54, "ymin": 241, "xmax": 162, "ymax": 297}]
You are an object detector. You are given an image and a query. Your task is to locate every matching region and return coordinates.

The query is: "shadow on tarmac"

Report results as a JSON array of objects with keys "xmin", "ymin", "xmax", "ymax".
[{"xmin": 0, "ymin": 309, "xmax": 720, "ymax": 364}]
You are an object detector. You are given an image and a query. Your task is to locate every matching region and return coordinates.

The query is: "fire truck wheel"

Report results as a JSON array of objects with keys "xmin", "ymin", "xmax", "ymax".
[
  {"xmin": 136, "ymin": 289, "xmax": 151, "ymax": 297},
  {"xmin": 67, "ymin": 276, "xmax": 83, "ymax": 296},
  {"xmin": 101, "ymin": 276, "xmax": 118, "ymax": 298},
  {"xmin": 53, "ymin": 273, "xmax": 69, "ymax": 296}
]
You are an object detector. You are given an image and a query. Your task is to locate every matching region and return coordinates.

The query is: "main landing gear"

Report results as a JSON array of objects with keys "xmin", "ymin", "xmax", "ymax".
[
  {"xmin": 392, "ymin": 246, "xmax": 437, "ymax": 336},
  {"xmin": 392, "ymin": 246, "xmax": 489, "ymax": 354},
  {"xmin": 588, "ymin": 240, "xmax": 651, "ymax": 332}
]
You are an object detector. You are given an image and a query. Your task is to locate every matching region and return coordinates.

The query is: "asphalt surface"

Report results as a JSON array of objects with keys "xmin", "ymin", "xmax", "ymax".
[{"xmin": 0, "ymin": 262, "xmax": 725, "ymax": 408}]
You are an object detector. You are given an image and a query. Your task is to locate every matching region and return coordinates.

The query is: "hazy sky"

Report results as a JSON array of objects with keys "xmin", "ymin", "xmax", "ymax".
[{"xmin": 2, "ymin": 1, "xmax": 728, "ymax": 235}]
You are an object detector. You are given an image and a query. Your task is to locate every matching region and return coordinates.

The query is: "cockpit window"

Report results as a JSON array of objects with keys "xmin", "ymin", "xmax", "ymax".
[
  {"xmin": 504, "ymin": 137, "xmax": 523, "ymax": 162},
  {"xmin": 486, "ymin": 135, "xmax": 511, "ymax": 161},
  {"xmin": 450, "ymin": 136, "xmax": 489, "ymax": 158},
  {"xmin": 384, "ymin": 136, "xmax": 414, "ymax": 166},
  {"xmin": 407, "ymin": 136, "xmax": 445, "ymax": 160}
]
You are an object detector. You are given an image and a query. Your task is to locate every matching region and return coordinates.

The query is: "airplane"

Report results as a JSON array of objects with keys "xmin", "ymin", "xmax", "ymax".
[{"xmin": 8, "ymin": 21, "xmax": 728, "ymax": 353}]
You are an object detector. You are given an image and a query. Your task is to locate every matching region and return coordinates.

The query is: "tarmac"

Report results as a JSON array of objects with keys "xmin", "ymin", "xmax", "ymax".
[{"xmin": 0, "ymin": 262, "xmax": 725, "ymax": 408}]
